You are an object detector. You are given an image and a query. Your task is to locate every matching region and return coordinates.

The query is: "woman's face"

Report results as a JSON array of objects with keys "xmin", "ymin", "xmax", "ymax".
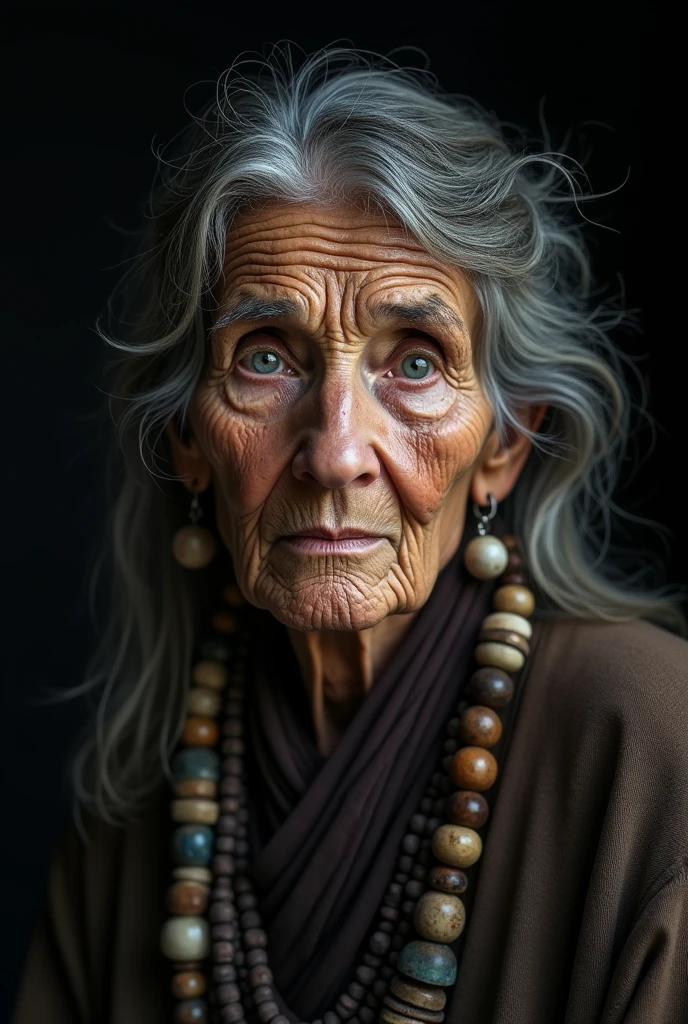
[{"xmin": 185, "ymin": 201, "xmax": 496, "ymax": 631}]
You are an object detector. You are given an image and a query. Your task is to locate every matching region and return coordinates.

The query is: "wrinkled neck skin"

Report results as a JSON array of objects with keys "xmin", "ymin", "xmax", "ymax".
[{"xmin": 287, "ymin": 612, "xmax": 419, "ymax": 755}]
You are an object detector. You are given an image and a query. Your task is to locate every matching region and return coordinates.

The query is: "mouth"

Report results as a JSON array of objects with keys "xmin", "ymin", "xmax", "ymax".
[{"xmin": 279, "ymin": 527, "xmax": 386, "ymax": 555}]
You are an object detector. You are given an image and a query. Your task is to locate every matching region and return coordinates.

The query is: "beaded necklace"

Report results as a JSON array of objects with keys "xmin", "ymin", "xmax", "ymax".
[{"xmin": 160, "ymin": 532, "xmax": 535, "ymax": 1024}]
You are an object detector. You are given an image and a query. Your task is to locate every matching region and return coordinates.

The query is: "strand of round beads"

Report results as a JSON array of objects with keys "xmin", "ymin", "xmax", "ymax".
[{"xmin": 384, "ymin": 536, "xmax": 535, "ymax": 1020}]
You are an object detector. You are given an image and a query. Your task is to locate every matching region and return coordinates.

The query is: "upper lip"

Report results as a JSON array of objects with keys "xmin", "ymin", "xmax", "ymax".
[{"xmin": 286, "ymin": 527, "xmax": 382, "ymax": 539}]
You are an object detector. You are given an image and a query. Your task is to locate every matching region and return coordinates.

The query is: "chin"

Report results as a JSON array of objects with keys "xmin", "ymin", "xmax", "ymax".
[{"xmin": 256, "ymin": 577, "xmax": 398, "ymax": 632}]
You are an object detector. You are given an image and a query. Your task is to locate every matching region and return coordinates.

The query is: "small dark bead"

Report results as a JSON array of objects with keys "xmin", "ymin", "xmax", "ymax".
[
  {"xmin": 224, "ymin": 739, "xmax": 245, "ymax": 756},
  {"xmin": 355, "ymin": 964, "xmax": 376, "ymax": 985},
  {"xmin": 432, "ymin": 797, "xmax": 446, "ymax": 817},
  {"xmin": 380, "ymin": 906, "xmax": 398, "ymax": 922},
  {"xmin": 234, "ymin": 875, "xmax": 252, "ymax": 893},
  {"xmin": 336, "ymin": 994, "xmax": 358, "ymax": 1017},
  {"xmin": 225, "ymin": 700, "xmax": 242, "ymax": 716},
  {"xmin": 391, "ymin": 934, "xmax": 405, "ymax": 950},
  {"xmin": 237, "ymin": 892, "xmax": 257, "ymax": 910},
  {"xmin": 213, "ymin": 855, "xmax": 235, "ymax": 877},
  {"xmin": 235, "ymin": 840, "xmax": 250, "ymax": 857},
  {"xmin": 425, "ymin": 817, "xmax": 443, "ymax": 837},
  {"xmin": 411, "ymin": 864, "xmax": 427, "ymax": 881},
  {"xmin": 443, "ymin": 738, "xmax": 459, "ymax": 755},
  {"xmin": 246, "ymin": 949, "xmax": 269, "ymax": 967},
  {"xmin": 347, "ymin": 981, "xmax": 366, "ymax": 999},
  {"xmin": 372, "ymin": 979, "xmax": 388, "ymax": 998},
  {"xmin": 398, "ymin": 920, "xmax": 411, "ymax": 935},
  {"xmin": 445, "ymin": 790, "xmax": 490, "ymax": 829},
  {"xmin": 324, "ymin": 1013, "xmax": 339, "ymax": 1024},
  {"xmin": 222, "ymin": 756, "xmax": 243, "ymax": 776},
  {"xmin": 359, "ymin": 1010, "xmax": 376, "ymax": 1024},
  {"xmin": 272, "ymin": 1018, "xmax": 290, "ymax": 1024},
  {"xmin": 213, "ymin": 964, "xmax": 238, "ymax": 983},
  {"xmin": 431, "ymin": 772, "xmax": 443, "ymax": 788},
  {"xmin": 439, "ymin": 776, "xmax": 453, "ymax": 794},
  {"xmin": 237, "ymin": 808, "xmax": 249, "ymax": 824},
  {"xmin": 405, "ymin": 879, "xmax": 425, "ymax": 899},
  {"xmin": 364, "ymin": 992, "xmax": 379, "ymax": 1010},
  {"xmin": 241, "ymin": 910, "xmax": 261, "ymax": 929},
  {"xmin": 446, "ymin": 717, "xmax": 461, "ymax": 737},
  {"xmin": 369, "ymin": 931, "xmax": 391, "ymax": 956},
  {"xmin": 223, "ymin": 719, "xmax": 244, "ymax": 738},
  {"xmin": 388, "ymin": 881, "xmax": 403, "ymax": 897},
  {"xmin": 233, "ymin": 949, "xmax": 245, "ymax": 966},
  {"xmin": 380, "ymin": 965, "xmax": 394, "ymax": 980},
  {"xmin": 212, "ymin": 924, "xmax": 236, "ymax": 941},
  {"xmin": 362, "ymin": 953, "xmax": 381, "ymax": 968},
  {"xmin": 419, "ymin": 797, "xmax": 434, "ymax": 814},
  {"xmin": 393, "ymin": 872, "xmax": 409, "ymax": 885},
  {"xmin": 219, "ymin": 1005, "xmax": 244, "ymax": 1024},
  {"xmin": 428, "ymin": 864, "xmax": 469, "ymax": 894},
  {"xmin": 220, "ymin": 797, "xmax": 240, "ymax": 813},
  {"xmin": 248, "ymin": 965, "xmax": 273, "ymax": 987},
  {"xmin": 216, "ymin": 982, "xmax": 241, "ymax": 1003},
  {"xmin": 401, "ymin": 900, "xmax": 416, "ymax": 915},
  {"xmin": 398, "ymin": 855, "xmax": 413, "ymax": 873},
  {"xmin": 219, "ymin": 777, "xmax": 241, "ymax": 796},
  {"xmin": 506, "ymin": 549, "xmax": 523, "ymax": 570},
  {"xmin": 213, "ymin": 942, "xmax": 235, "ymax": 962},
  {"xmin": 379, "ymin": 921, "xmax": 394, "ymax": 934},
  {"xmin": 257, "ymin": 1003, "xmax": 280, "ymax": 1023},
  {"xmin": 253, "ymin": 985, "xmax": 274, "ymax": 1004},
  {"xmin": 244, "ymin": 928, "xmax": 267, "ymax": 949},
  {"xmin": 442, "ymin": 755, "xmax": 453, "ymax": 772},
  {"xmin": 209, "ymin": 902, "xmax": 235, "ymax": 924},
  {"xmin": 217, "ymin": 814, "xmax": 239, "ymax": 836},
  {"xmin": 409, "ymin": 814, "xmax": 427, "ymax": 835},
  {"xmin": 501, "ymin": 572, "xmax": 527, "ymax": 585},
  {"xmin": 216, "ymin": 836, "xmax": 236, "ymax": 854},
  {"xmin": 401, "ymin": 834, "xmax": 420, "ymax": 855}
]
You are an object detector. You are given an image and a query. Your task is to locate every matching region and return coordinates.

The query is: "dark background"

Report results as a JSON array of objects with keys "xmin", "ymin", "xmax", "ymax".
[{"xmin": 1, "ymin": 2, "xmax": 675, "ymax": 1018}]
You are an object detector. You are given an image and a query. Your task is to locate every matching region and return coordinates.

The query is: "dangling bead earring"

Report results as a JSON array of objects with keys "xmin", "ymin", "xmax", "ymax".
[
  {"xmin": 463, "ymin": 492, "xmax": 509, "ymax": 579},
  {"xmin": 171, "ymin": 484, "xmax": 217, "ymax": 569}
]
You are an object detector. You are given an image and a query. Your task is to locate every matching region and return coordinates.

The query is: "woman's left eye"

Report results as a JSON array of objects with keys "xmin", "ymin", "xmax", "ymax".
[
  {"xmin": 249, "ymin": 350, "xmax": 283, "ymax": 374},
  {"xmin": 400, "ymin": 354, "xmax": 435, "ymax": 379}
]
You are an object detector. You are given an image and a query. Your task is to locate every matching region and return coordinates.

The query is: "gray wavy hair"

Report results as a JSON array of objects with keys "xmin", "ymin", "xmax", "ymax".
[{"xmin": 52, "ymin": 45, "xmax": 684, "ymax": 830}]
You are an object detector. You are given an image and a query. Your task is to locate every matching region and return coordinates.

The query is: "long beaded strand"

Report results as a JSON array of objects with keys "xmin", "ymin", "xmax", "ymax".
[{"xmin": 160, "ymin": 537, "xmax": 535, "ymax": 1023}]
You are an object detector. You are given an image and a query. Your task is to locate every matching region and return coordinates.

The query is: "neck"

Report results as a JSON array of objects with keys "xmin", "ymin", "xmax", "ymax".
[{"xmin": 288, "ymin": 611, "xmax": 419, "ymax": 756}]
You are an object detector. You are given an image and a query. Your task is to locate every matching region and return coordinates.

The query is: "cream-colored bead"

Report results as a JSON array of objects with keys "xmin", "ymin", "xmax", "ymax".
[
  {"xmin": 173, "ymin": 866, "xmax": 213, "ymax": 884},
  {"xmin": 191, "ymin": 660, "xmax": 228, "ymax": 691},
  {"xmin": 463, "ymin": 535, "xmax": 509, "ymax": 580},
  {"xmin": 186, "ymin": 686, "xmax": 222, "ymax": 717},
  {"xmin": 160, "ymin": 915, "xmax": 210, "ymax": 960},
  {"xmin": 414, "ymin": 891, "xmax": 466, "ymax": 943},
  {"xmin": 171, "ymin": 799, "xmax": 220, "ymax": 825},
  {"xmin": 493, "ymin": 584, "xmax": 535, "ymax": 616},
  {"xmin": 475, "ymin": 641, "xmax": 525, "ymax": 673},
  {"xmin": 432, "ymin": 824, "xmax": 483, "ymax": 868},
  {"xmin": 172, "ymin": 525, "xmax": 216, "ymax": 569},
  {"xmin": 482, "ymin": 611, "xmax": 532, "ymax": 639}
]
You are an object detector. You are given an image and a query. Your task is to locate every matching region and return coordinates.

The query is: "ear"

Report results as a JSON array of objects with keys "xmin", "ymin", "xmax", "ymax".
[
  {"xmin": 165, "ymin": 416, "xmax": 213, "ymax": 493},
  {"xmin": 470, "ymin": 404, "xmax": 548, "ymax": 507}
]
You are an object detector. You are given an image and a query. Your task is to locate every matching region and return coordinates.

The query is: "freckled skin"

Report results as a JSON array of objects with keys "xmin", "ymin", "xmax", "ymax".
[{"xmin": 188, "ymin": 201, "xmax": 494, "ymax": 632}]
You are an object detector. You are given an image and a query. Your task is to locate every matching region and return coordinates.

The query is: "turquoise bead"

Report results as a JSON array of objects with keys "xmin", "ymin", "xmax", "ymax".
[
  {"xmin": 397, "ymin": 940, "xmax": 457, "ymax": 986},
  {"xmin": 174, "ymin": 998, "xmax": 207, "ymax": 1022},
  {"xmin": 199, "ymin": 637, "xmax": 232, "ymax": 662},
  {"xmin": 172, "ymin": 747, "xmax": 220, "ymax": 782},
  {"xmin": 172, "ymin": 825, "xmax": 214, "ymax": 866}
]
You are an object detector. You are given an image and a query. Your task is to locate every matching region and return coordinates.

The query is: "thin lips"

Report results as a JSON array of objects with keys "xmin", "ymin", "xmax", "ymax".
[{"xmin": 287, "ymin": 527, "xmax": 382, "ymax": 540}]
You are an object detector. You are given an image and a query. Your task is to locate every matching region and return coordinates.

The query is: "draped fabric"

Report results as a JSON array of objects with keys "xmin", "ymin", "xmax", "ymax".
[{"xmin": 243, "ymin": 538, "xmax": 495, "ymax": 1016}]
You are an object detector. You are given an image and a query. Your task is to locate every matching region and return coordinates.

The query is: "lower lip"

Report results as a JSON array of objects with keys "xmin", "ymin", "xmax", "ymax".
[{"xmin": 281, "ymin": 536, "xmax": 385, "ymax": 555}]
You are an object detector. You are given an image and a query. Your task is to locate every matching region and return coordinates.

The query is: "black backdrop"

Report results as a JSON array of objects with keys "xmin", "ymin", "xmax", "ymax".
[{"xmin": 1, "ymin": 3, "xmax": 676, "ymax": 1018}]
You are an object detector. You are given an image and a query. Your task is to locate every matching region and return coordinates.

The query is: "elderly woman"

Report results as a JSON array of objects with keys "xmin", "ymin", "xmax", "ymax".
[{"xmin": 12, "ymin": 47, "xmax": 688, "ymax": 1024}]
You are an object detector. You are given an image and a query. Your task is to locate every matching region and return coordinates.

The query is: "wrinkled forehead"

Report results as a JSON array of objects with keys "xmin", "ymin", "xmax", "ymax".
[{"xmin": 216, "ymin": 200, "xmax": 480, "ymax": 334}]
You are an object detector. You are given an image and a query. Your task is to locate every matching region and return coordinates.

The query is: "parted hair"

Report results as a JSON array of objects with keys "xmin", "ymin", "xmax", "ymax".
[{"xmin": 53, "ymin": 45, "xmax": 684, "ymax": 830}]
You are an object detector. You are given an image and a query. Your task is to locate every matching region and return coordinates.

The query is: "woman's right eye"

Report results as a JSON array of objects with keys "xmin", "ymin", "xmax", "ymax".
[{"xmin": 248, "ymin": 351, "xmax": 283, "ymax": 374}]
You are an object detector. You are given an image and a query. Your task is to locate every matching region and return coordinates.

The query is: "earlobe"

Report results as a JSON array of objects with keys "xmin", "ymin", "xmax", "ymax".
[
  {"xmin": 164, "ymin": 417, "xmax": 213, "ymax": 493},
  {"xmin": 470, "ymin": 404, "xmax": 547, "ymax": 507}
]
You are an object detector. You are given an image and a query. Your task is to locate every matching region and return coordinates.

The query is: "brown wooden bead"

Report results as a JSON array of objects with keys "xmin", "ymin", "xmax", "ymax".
[
  {"xmin": 493, "ymin": 584, "xmax": 535, "ymax": 617},
  {"xmin": 167, "ymin": 881, "xmax": 210, "ymax": 915},
  {"xmin": 216, "ymin": 981, "xmax": 241, "ymax": 1002},
  {"xmin": 477, "ymin": 628, "xmax": 530, "ymax": 655},
  {"xmin": 501, "ymin": 572, "xmax": 526, "ymax": 585},
  {"xmin": 414, "ymin": 891, "xmax": 466, "ymax": 942},
  {"xmin": 449, "ymin": 746, "xmax": 498, "ymax": 791},
  {"xmin": 192, "ymin": 660, "xmax": 228, "ymax": 691},
  {"xmin": 445, "ymin": 790, "xmax": 489, "ymax": 829},
  {"xmin": 244, "ymin": 928, "xmax": 267, "ymax": 949},
  {"xmin": 505, "ymin": 550, "xmax": 523, "ymax": 572},
  {"xmin": 390, "ymin": 974, "xmax": 447, "ymax": 1010},
  {"xmin": 212, "ymin": 610, "xmax": 238, "ymax": 634},
  {"xmin": 432, "ymin": 824, "xmax": 483, "ymax": 868},
  {"xmin": 175, "ymin": 778, "xmax": 217, "ymax": 799},
  {"xmin": 383, "ymin": 995, "xmax": 444, "ymax": 1023},
  {"xmin": 257, "ymin": 1003, "xmax": 280, "ymax": 1023},
  {"xmin": 186, "ymin": 687, "xmax": 222, "ymax": 718},
  {"xmin": 171, "ymin": 970, "xmax": 207, "ymax": 999},
  {"xmin": 427, "ymin": 864, "xmax": 468, "ymax": 894},
  {"xmin": 182, "ymin": 717, "xmax": 220, "ymax": 747},
  {"xmin": 501, "ymin": 534, "xmax": 520, "ymax": 552},
  {"xmin": 458, "ymin": 705, "xmax": 502, "ymax": 748},
  {"xmin": 468, "ymin": 667, "xmax": 514, "ymax": 708},
  {"xmin": 248, "ymin": 964, "xmax": 274, "ymax": 986}
]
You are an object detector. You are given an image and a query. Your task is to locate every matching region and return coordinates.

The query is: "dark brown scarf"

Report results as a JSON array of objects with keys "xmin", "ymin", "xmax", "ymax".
[{"xmin": 244, "ymin": 532, "xmax": 496, "ymax": 1017}]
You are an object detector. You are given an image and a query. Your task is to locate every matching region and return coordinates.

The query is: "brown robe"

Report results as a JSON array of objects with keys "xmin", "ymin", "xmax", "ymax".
[{"xmin": 10, "ymin": 551, "xmax": 688, "ymax": 1024}]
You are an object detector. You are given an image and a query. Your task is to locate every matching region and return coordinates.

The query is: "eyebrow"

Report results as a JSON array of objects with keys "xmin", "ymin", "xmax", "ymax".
[{"xmin": 210, "ymin": 291, "xmax": 467, "ymax": 336}]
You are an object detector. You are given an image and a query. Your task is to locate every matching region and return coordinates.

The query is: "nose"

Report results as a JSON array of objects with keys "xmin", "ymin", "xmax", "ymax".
[{"xmin": 291, "ymin": 377, "xmax": 381, "ymax": 489}]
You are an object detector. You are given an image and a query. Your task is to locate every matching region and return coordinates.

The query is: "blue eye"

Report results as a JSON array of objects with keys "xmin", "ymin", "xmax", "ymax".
[
  {"xmin": 250, "ymin": 351, "xmax": 281, "ymax": 374},
  {"xmin": 401, "ymin": 354, "xmax": 433, "ymax": 379}
]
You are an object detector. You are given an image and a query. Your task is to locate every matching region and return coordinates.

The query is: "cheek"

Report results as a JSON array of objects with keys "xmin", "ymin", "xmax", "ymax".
[{"xmin": 385, "ymin": 396, "xmax": 490, "ymax": 523}]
